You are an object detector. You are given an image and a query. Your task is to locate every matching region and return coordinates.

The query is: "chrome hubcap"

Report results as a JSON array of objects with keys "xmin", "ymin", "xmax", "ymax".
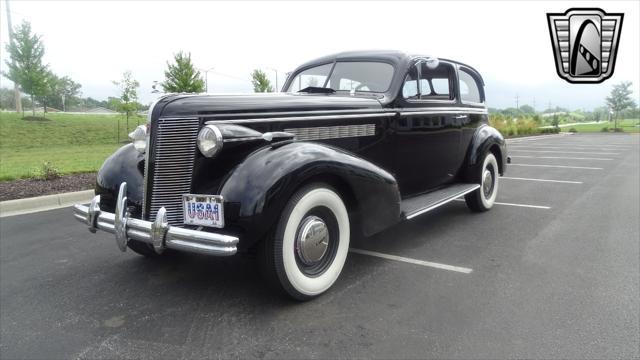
[
  {"xmin": 483, "ymin": 169, "xmax": 494, "ymax": 198},
  {"xmin": 296, "ymin": 216, "xmax": 329, "ymax": 265}
]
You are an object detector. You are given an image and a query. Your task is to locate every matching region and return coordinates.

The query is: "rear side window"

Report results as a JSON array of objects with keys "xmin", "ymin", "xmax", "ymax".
[
  {"xmin": 459, "ymin": 69, "xmax": 482, "ymax": 103},
  {"xmin": 402, "ymin": 62, "xmax": 455, "ymax": 101},
  {"xmin": 418, "ymin": 62, "xmax": 454, "ymax": 100}
]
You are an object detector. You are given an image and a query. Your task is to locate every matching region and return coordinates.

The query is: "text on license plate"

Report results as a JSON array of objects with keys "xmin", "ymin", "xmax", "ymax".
[{"xmin": 183, "ymin": 194, "xmax": 224, "ymax": 228}]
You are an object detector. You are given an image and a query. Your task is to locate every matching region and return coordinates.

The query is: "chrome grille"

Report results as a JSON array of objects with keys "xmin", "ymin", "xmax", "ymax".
[{"xmin": 145, "ymin": 118, "xmax": 200, "ymax": 225}]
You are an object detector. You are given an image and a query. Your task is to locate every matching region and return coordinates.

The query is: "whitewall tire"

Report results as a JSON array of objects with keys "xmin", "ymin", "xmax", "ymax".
[
  {"xmin": 465, "ymin": 152, "xmax": 499, "ymax": 212},
  {"xmin": 265, "ymin": 183, "xmax": 350, "ymax": 300}
]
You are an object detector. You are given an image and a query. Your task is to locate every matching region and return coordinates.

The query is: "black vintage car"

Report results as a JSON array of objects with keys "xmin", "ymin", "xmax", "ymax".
[{"xmin": 74, "ymin": 50, "xmax": 507, "ymax": 300}]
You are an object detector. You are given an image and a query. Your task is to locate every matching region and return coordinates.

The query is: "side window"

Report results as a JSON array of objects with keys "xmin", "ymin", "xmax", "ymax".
[
  {"xmin": 419, "ymin": 62, "xmax": 454, "ymax": 100},
  {"xmin": 402, "ymin": 66, "xmax": 419, "ymax": 99},
  {"xmin": 288, "ymin": 63, "xmax": 332, "ymax": 92},
  {"xmin": 459, "ymin": 69, "xmax": 482, "ymax": 103}
]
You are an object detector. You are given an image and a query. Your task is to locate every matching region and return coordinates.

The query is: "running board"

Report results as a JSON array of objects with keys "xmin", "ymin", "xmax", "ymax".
[{"xmin": 401, "ymin": 183, "xmax": 480, "ymax": 220}]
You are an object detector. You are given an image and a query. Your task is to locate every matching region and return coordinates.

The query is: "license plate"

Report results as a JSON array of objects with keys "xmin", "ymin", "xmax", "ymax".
[{"xmin": 183, "ymin": 194, "xmax": 224, "ymax": 228}]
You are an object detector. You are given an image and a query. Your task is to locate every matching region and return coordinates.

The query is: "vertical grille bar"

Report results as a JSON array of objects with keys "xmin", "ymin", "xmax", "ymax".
[{"xmin": 145, "ymin": 118, "xmax": 200, "ymax": 225}]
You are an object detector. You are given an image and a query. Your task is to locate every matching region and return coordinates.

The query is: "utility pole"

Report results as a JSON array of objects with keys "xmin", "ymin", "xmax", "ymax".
[
  {"xmin": 200, "ymin": 67, "xmax": 214, "ymax": 93},
  {"xmin": 515, "ymin": 94, "xmax": 519, "ymax": 110},
  {"xmin": 532, "ymin": 97, "xmax": 536, "ymax": 111},
  {"xmin": 5, "ymin": 0, "xmax": 22, "ymax": 113},
  {"xmin": 268, "ymin": 68, "xmax": 278, "ymax": 92}
]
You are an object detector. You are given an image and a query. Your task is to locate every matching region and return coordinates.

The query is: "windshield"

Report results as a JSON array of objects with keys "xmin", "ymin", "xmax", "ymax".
[{"xmin": 287, "ymin": 61, "xmax": 394, "ymax": 93}]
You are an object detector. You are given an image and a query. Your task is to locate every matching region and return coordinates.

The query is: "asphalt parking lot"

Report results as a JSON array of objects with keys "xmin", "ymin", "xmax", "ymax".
[{"xmin": 1, "ymin": 133, "xmax": 638, "ymax": 359}]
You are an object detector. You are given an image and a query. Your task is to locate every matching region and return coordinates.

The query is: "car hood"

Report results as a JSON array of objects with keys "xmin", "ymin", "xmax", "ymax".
[{"xmin": 156, "ymin": 93, "xmax": 383, "ymax": 118}]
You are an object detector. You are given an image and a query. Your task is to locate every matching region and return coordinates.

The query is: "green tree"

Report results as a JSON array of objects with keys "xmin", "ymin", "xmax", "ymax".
[
  {"xmin": 58, "ymin": 76, "xmax": 82, "ymax": 111},
  {"xmin": 251, "ymin": 69, "xmax": 274, "ymax": 92},
  {"xmin": 113, "ymin": 71, "xmax": 140, "ymax": 135},
  {"xmin": 41, "ymin": 71, "xmax": 60, "ymax": 114},
  {"xmin": 605, "ymin": 81, "xmax": 636, "ymax": 130},
  {"xmin": 161, "ymin": 51, "xmax": 205, "ymax": 93},
  {"xmin": 2, "ymin": 21, "xmax": 49, "ymax": 116}
]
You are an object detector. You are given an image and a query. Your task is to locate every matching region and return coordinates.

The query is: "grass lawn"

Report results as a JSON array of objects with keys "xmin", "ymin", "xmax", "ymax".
[
  {"xmin": 561, "ymin": 119, "xmax": 640, "ymax": 133},
  {"xmin": 0, "ymin": 112, "xmax": 144, "ymax": 181}
]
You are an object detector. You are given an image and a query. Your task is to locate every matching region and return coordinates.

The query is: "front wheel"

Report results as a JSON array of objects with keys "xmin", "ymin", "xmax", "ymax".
[
  {"xmin": 263, "ymin": 183, "xmax": 350, "ymax": 300},
  {"xmin": 465, "ymin": 152, "xmax": 499, "ymax": 212}
]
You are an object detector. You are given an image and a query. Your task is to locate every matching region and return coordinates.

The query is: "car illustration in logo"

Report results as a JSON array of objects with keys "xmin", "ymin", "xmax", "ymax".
[{"xmin": 547, "ymin": 8, "xmax": 624, "ymax": 83}]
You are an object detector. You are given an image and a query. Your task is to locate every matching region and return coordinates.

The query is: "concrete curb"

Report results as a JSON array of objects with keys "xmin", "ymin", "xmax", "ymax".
[{"xmin": 0, "ymin": 190, "xmax": 94, "ymax": 218}]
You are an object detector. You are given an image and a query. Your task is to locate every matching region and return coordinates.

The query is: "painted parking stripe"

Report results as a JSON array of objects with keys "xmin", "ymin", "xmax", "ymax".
[
  {"xmin": 509, "ymin": 163, "xmax": 603, "ymax": 170},
  {"xmin": 509, "ymin": 149, "xmax": 619, "ymax": 155},
  {"xmin": 509, "ymin": 145, "xmax": 626, "ymax": 151},
  {"xmin": 452, "ymin": 198, "xmax": 551, "ymax": 209},
  {"xmin": 349, "ymin": 248, "xmax": 473, "ymax": 274},
  {"xmin": 501, "ymin": 176, "xmax": 583, "ymax": 184},
  {"xmin": 515, "ymin": 143, "xmax": 632, "ymax": 148},
  {"xmin": 510, "ymin": 155, "xmax": 613, "ymax": 161}
]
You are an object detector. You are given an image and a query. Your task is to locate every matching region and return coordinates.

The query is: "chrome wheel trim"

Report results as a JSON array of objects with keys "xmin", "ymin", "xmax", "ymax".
[
  {"xmin": 296, "ymin": 216, "xmax": 329, "ymax": 265},
  {"xmin": 482, "ymin": 169, "xmax": 494, "ymax": 198}
]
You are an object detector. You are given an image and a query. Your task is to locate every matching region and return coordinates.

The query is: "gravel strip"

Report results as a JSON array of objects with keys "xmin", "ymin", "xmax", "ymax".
[{"xmin": 0, "ymin": 173, "xmax": 96, "ymax": 201}]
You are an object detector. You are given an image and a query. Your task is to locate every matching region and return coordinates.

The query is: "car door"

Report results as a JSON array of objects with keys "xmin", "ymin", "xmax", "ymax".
[{"xmin": 394, "ymin": 60, "xmax": 462, "ymax": 197}]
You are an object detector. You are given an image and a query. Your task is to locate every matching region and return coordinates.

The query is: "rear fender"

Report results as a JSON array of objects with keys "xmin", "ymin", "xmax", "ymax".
[{"xmin": 465, "ymin": 125, "xmax": 507, "ymax": 175}]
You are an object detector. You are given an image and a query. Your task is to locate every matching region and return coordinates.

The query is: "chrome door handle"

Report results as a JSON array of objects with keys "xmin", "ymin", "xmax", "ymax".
[{"xmin": 455, "ymin": 115, "xmax": 468, "ymax": 119}]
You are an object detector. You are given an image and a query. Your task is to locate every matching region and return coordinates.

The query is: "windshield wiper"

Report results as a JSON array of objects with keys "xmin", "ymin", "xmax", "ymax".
[{"xmin": 298, "ymin": 87, "xmax": 336, "ymax": 94}]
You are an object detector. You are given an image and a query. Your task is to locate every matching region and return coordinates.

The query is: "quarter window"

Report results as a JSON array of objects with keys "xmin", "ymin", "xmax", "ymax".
[{"xmin": 459, "ymin": 69, "xmax": 482, "ymax": 103}]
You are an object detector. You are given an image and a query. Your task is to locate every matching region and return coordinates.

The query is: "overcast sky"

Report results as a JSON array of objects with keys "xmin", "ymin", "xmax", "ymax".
[{"xmin": 1, "ymin": 0, "xmax": 638, "ymax": 110}]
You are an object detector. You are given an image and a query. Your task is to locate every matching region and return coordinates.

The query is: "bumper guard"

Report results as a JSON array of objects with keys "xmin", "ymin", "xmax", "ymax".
[{"xmin": 72, "ymin": 182, "xmax": 238, "ymax": 256}]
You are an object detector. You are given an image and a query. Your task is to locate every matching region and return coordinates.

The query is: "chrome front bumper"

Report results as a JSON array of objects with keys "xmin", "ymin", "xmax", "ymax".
[{"xmin": 72, "ymin": 182, "xmax": 239, "ymax": 256}]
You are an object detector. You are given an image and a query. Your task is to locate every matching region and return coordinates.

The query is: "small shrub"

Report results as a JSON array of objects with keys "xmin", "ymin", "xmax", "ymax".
[
  {"xmin": 601, "ymin": 127, "xmax": 609, "ymax": 132},
  {"xmin": 613, "ymin": 127, "xmax": 624, "ymax": 132},
  {"xmin": 39, "ymin": 161, "xmax": 60, "ymax": 180},
  {"xmin": 569, "ymin": 128, "xmax": 577, "ymax": 133}
]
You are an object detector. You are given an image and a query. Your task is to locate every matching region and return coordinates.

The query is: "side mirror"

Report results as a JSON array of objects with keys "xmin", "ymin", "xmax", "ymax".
[{"xmin": 425, "ymin": 57, "xmax": 440, "ymax": 70}]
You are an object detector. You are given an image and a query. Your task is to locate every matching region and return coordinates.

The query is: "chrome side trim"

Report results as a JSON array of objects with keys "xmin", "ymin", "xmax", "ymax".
[
  {"xmin": 405, "ymin": 184, "xmax": 480, "ymax": 220},
  {"xmin": 400, "ymin": 108, "xmax": 487, "ymax": 116},
  {"xmin": 201, "ymin": 107, "xmax": 486, "ymax": 125},
  {"xmin": 212, "ymin": 112, "xmax": 390, "ymax": 124},
  {"xmin": 285, "ymin": 124, "xmax": 375, "ymax": 141},
  {"xmin": 73, "ymin": 182, "xmax": 238, "ymax": 256},
  {"xmin": 202, "ymin": 108, "xmax": 388, "ymax": 119}
]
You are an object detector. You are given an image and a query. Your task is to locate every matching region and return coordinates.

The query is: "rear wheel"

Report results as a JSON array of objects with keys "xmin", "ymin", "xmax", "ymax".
[
  {"xmin": 263, "ymin": 183, "xmax": 350, "ymax": 300},
  {"xmin": 465, "ymin": 152, "xmax": 499, "ymax": 212}
]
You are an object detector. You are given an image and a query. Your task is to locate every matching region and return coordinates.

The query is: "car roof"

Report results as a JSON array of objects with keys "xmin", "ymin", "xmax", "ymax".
[{"xmin": 293, "ymin": 50, "xmax": 484, "ymax": 85}]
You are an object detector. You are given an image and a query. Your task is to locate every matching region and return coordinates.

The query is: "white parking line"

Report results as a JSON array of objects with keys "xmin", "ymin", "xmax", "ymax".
[
  {"xmin": 509, "ymin": 150, "xmax": 619, "ymax": 155},
  {"xmin": 349, "ymin": 248, "xmax": 473, "ymax": 274},
  {"xmin": 452, "ymin": 198, "xmax": 551, "ymax": 209},
  {"xmin": 501, "ymin": 176, "xmax": 583, "ymax": 184},
  {"xmin": 509, "ymin": 163, "xmax": 603, "ymax": 170},
  {"xmin": 509, "ymin": 145, "xmax": 626, "ymax": 151},
  {"xmin": 523, "ymin": 143, "xmax": 632, "ymax": 148},
  {"xmin": 510, "ymin": 155, "xmax": 613, "ymax": 161}
]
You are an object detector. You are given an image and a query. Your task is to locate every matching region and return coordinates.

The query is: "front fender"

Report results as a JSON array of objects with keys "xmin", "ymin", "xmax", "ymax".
[
  {"xmin": 220, "ymin": 142, "xmax": 401, "ymax": 247},
  {"xmin": 95, "ymin": 144, "xmax": 145, "ymax": 211},
  {"xmin": 466, "ymin": 125, "xmax": 507, "ymax": 175}
]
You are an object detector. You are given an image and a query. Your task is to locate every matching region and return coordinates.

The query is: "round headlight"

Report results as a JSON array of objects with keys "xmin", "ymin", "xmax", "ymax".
[
  {"xmin": 197, "ymin": 125, "xmax": 223, "ymax": 157},
  {"xmin": 128, "ymin": 125, "xmax": 147, "ymax": 153}
]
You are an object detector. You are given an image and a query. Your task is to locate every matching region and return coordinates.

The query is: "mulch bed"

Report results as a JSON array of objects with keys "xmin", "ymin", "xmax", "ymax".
[{"xmin": 0, "ymin": 173, "xmax": 96, "ymax": 202}]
